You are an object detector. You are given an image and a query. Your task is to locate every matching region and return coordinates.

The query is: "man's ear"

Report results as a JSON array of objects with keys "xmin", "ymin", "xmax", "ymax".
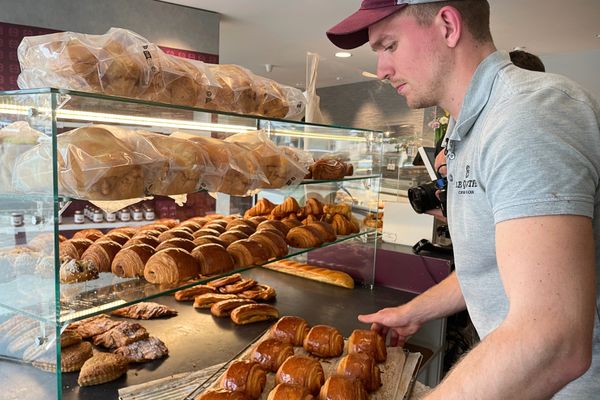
[{"xmin": 437, "ymin": 6, "xmax": 462, "ymax": 48}]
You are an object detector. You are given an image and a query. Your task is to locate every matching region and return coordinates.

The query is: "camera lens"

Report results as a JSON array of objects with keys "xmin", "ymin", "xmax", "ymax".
[{"xmin": 408, "ymin": 182, "xmax": 440, "ymax": 214}]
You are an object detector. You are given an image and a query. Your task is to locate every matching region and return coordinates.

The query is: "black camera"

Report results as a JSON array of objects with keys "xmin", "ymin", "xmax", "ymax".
[{"xmin": 408, "ymin": 177, "xmax": 448, "ymax": 216}]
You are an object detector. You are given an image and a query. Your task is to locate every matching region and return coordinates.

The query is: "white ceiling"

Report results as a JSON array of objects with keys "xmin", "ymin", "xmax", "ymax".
[{"xmin": 161, "ymin": 0, "xmax": 600, "ymax": 89}]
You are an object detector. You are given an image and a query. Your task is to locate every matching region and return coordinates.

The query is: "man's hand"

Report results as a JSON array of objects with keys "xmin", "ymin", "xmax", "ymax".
[{"xmin": 358, "ymin": 305, "xmax": 423, "ymax": 347}]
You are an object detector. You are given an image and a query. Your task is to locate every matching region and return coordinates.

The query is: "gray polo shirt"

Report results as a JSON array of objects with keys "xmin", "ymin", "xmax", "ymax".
[{"xmin": 445, "ymin": 51, "xmax": 600, "ymax": 398}]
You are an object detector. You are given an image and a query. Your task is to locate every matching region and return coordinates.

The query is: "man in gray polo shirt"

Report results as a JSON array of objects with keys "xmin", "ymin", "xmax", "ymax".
[{"xmin": 328, "ymin": 0, "xmax": 600, "ymax": 398}]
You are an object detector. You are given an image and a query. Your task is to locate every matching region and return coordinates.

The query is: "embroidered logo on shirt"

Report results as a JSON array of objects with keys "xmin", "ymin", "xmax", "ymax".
[{"xmin": 454, "ymin": 164, "xmax": 478, "ymax": 195}]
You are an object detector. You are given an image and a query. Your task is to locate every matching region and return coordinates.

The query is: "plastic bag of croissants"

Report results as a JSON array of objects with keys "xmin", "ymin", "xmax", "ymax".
[
  {"xmin": 10, "ymin": 124, "xmax": 310, "ymax": 199},
  {"xmin": 17, "ymin": 27, "xmax": 306, "ymax": 120}
]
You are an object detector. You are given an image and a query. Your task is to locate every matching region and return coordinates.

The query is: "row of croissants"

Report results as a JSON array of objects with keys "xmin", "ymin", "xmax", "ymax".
[
  {"xmin": 198, "ymin": 316, "xmax": 387, "ymax": 400},
  {"xmin": 58, "ymin": 198, "xmax": 359, "ymax": 285}
]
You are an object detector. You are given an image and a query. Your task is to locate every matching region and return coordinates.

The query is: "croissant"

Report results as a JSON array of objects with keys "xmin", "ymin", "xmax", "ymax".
[
  {"xmin": 303, "ymin": 325, "xmax": 344, "ymax": 358},
  {"xmin": 111, "ymin": 243, "xmax": 155, "ymax": 278},
  {"xmin": 226, "ymin": 218, "xmax": 258, "ymax": 231},
  {"xmin": 251, "ymin": 338, "xmax": 294, "ymax": 372},
  {"xmin": 80, "ymin": 240, "xmax": 122, "ymax": 272},
  {"xmin": 211, "ymin": 298, "xmax": 256, "ymax": 317},
  {"xmin": 125, "ymin": 233, "xmax": 160, "ymax": 248},
  {"xmin": 331, "ymin": 214, "xmax": 356, "ymax": 236},
  {"xmin": 248, "ymin": 215, "xmax": 268, "ymax": 225},
  {"xmin": 281, "ymin": 218, "xmax": 303, "ymax": 230},
  {"xmin": 271, "ymin": 197, "xmax": 300, "ymax": 219},
  {"xmin": 220, "ymin": 360, "xmax": 267, "ymax": 399},
  {"xmin": 267, "ymin": 383, "xmax": 314, "ymax": 400},
  {"xmin": 143, "ymin": 248, "xmax": 199, "ymax": 284},
  {"xmin": 286, "ymin": 226, "xmax": 324, "ymax": 248},
  {"xmin": 269, "ymin": 316, "xmax": 310, "ymax": 346},
  {"xmin": 348, "ymin": 329, "xmax": 387, "ymax": 362},
  {"xmin": 257, "ymin": 220, "xmax": 290, "ymax": 236},
  {"xmin": 249, "ymin": 231, "xmax": 288, "ymax": 259},
  {"xmin": 318, "ymin": 376, "xmax": 368, "ymax": 400},
  {"xmin": 59, "ymin": 238, "xmax": 93, "ymax": 260},
  {"xmin": 193, "ymin": 235, "xmax": 228, "ymax": 248},
  {"xmin": 297, "ymin": 198, "xmax": 324, "ymax": 219},
  {"xmin": 219, "ymin": 230, "xmax": 249, "ymax": 247},
  {"xmin": 195, "ymin": 389, "xmax": 251, "ymax": 400},
  {"xmin": 307, "ymin": 222, "xmax": 336, "ymax": 243},
  {"xmin": 323, "ymin": 204, "xmax": 352, "ymax": 219},
  {"xmin": 310, "ymin": 159, "xmax": 347, "ymax": 180},
  {"xmin": 174, "ymin": 284, "xmax": 217, "ymax": 301},
  {"xmin": 155, "ymin": 238, "xmax": 196, "ymax": 253},
  {"xmin": 102, "ymin": 231, "xmax": 131, "ymax": 246},
  {"xmin": 191, "ymin": 243, "xmax": 235, "ymax": 276},
  {"xmin": 230, "ymin": 304, "xmax": 279, "ymax": 325},
  {"xmin": 158, "ymin": 229, "xmax": 194, "ymax": 242},
  {"xmin": 73, "ymin": 229, "xmax": 104, "ymax": 242},
  {"xmin": 244, "ymin": 198, "xmax": 276, "ymax": 218},
  {"xmin": 336, "ymin": 353, "xmax": 382, "ymax": 392},
  {"xmin": 275, "ymin": 355, "xmax": 324, "ymax": 395},
  {"xmin": 227, "ymin": 239, "xmax": 269, "ymax": 268}
]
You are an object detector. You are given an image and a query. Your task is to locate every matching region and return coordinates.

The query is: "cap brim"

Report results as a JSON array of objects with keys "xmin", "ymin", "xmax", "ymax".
[{"xmin": 326, "ymin": 5, "xmax": 406, "ymax": 50}]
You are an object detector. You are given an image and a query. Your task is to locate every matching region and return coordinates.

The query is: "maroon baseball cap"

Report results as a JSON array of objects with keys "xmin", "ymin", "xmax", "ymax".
[{"xmin": 327, "ymin": 0, "xmax": 446, "ymax": 49}]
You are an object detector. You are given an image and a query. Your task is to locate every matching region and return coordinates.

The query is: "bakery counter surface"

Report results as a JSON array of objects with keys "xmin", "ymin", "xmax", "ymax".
[{"xmin": 1, "ymin": 267, "xmax": 420, "ymax": 400}]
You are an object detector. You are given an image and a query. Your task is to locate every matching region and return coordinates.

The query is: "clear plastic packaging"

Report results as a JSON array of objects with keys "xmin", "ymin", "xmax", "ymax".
[{"xmin": 0, "ymin": 122, "xmax": 45, "ymax": 193}]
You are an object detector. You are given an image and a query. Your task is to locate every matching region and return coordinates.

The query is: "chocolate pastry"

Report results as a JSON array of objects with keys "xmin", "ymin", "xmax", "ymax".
[
  {"xmin": 275, "ymin": 355, "xmax": 324, "ymax": 395},
  {"xmin": 110, "ymin": 302, "xmax": 177, "ymax": 319},
  {"xmin": 175, "ymin": 284, "xmax": 217, "ymax": 301},
  {"xmin": 193, "ymin": 235, "xmax": 228, "ymax": 248},
  {"xmin": 347, "ymin": 329, "xmax": 387, "ymax": 362},
  {"xmin": 238, "ymin": 284, "xmax": 277, "ymax": 302},
  {"xmin": 144, "ymin": 247, "xmax": 199, "ymax": 284},
  {"xmin": 219, "ymin": 230, "xmax": 249, "ymax": 247},
  {"xmin": 114, "ymin": 336, "xmax": 169, "ymax": 363},
  {"xmin": 251, "ymin": 338, "xmax": 294, "ymax": 372},
  {"xmin": 220, "ymin": 360, "xmax": 267, "ymax": 399},
  {"xmin": 256, "ymin": 220, "xmax": 290, "ymax": 236},
  {"xmin": 92, "ymin": 321, "xmax": 149, "ymax": 349},
  {"xmin": 319, "ymin": 376, "xmax": 368, "ymax": 400},
  {"xmin": 303, "ymin": 325, "xmax": 344, "ymax": 358},
  {"xmin": 191, "ymin": 243, "xmax": 235, "ymax": 276},
  {"xmin": 195, "ymin": 389, "xmax": 250, "ymax": 400},
  {"xmin": 336, "ymin": 352, "xmax": 382, "ymax": 392},
  {"xmin": 71, "ymin": 315, "xmax": 120, "ymax": 339},
  {"xmin": 210, "ymin": 298, "xmax": 256, "ymax": 317},
  {"xmin": 73, "ymin": 229, "xmax": 104, "ymax": 242},
  {"xmin": 207, "ymin": 273, "xmax": 242, "ymax": 288},
  {"xmin": 268, "ymin": 316, "xmax": 310, "ymax": 346},
  {"xmin": 227, "ymin": 239, "xmax": 269, "ymax": 268},
  {"xmin": 230, "ymin": 304, "xmax": 279, "ymax": 325},
  {"xmin": 248, "ymin": 231, "xmax": 288, "ymax": 259},
  {"xmin": 158, "ymin": 229, "xmax": 194, "ymax": 242},
  {"xmin": 111, "ymin": 243, "xmax": 155, "ymax": 278},
  {"xmin": 219, "ymin": 279, "xmax": 257, "ymax": 294},
  {"xmin": 267, "ymin": 383, "xmax": 314, "ymax": 400},
  {"xmin": 193, "ymin": 293, "xmax": 239, "ymax": 309},
  {"xmin": 155, "ymin": 237, "xmax": 196, "ymax": 253},
  {"xmin": 80, "ymin": 239, "xmax": 122, "ymax": 272}
]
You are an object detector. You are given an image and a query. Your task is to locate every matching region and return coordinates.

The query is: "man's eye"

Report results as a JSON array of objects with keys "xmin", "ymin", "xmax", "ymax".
[{"xmin": 384, "ymin": 42, "xmax": 396, "ymax": 52}]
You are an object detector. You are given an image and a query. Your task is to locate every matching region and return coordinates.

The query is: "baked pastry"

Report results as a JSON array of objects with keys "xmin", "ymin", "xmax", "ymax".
[
  {"xmin": 226, "ymin": 218, "xmax": 257, "ymax": 231},
  {"xmin": 256, "ymin": 220, "xmax": 290, "ymax": 236},
  {"xmin": 248, "ymin": 216, "xmax": 268, "ymax": 225},
  {"xmin": 191, "ymin": 243, "xmax": 235, "ymax": 276},
  {"xmin": 348, "ymin": 329, "xmax": 387, "ymax": 363},
  {"xmin": 238, "ymin": 284, "xmax": 277, "ymax": 302},
  {"xmin": 263, "ymin": 260, "xmax": 354, "ymax": 289},
  {"xmin": 175, "ymin": 284, "xmax": 217, "ymax": 301},
  {"xmin": 220, "ymin": 360, "xmax": 266, "ymax": 400},
  {"xmin": 77, "ymin": 352, "xmax": 129, "ymax": 386},
  {"xmin": 92, "ymin": 321, "xmax": 149, "ymax": 349},
  {"xmin": 138, "ymin": 224, "xmax": 169, "ymax": 233},
  {"xmin": 73, "ymin": 229, "xmax": 104, "ymax": 242},
  {"xmin": 205, "ymin": 218, "xmax": 229, "ymax": 228},
  {"xmin": 210, "ymin": 298, "xmax": 256, "ymax": 317},
  {"xmin": 203, "ymin": 223, "xmax": 228, "ymax": 234},
  {"xmin": 271, "ymin": 197, "xmax": 300, "ymax": 219},
  {"xmin": 323, "ymin": 204, "xmax": 352, "ymax": 220},
  {"xmin": 158, "ymin": 229, "xmax": 194, "ymax": 242},
  {"xmin": 107, "ymin": 227, "xmax": 138, "ymax": 238},
  {"xmin": 102, "ymin": 231, "xmax": 131, "ymax": 246},
  {"xmin": 219, "ymin": 230, "xmax": 250, "ymax": 247},
  {"xmin": 300, "ymin": 198, "xmax": 324, "ymax": 218},
  {"xmin": 318, "ymin": 376, "xmax": 368, "ymax": 400},
  {"xmin": 227, "ymin": 239, "xmax": 270, "ymax": 268},
  {"xmin": 60, "ymin": 329, "xmax": 83, "ymax": 348},
  {"xmin": 31, "ymin": 340, "xmax": 93, "ymax": 373},
  {"xmin": 80, "ymin": 240, "xmax": 122, "ymax": 272},
  {"xmin": 60, "ymin": 258, "xmax": 99, "ymax": 284},
  {"xmin": 154, "ymin": 218, "xmax": 180, "ymax": 229},
  {"xmin": 114, "ymin": 336, "xmax": 169, "ymax": 363},
  {"xmin": 336, "ymin": 353, "xmax": 382, "ymax": 392},
  {"xmin": 155, "ymin": 237, "xmax": 196, "ymax": 253},
  {"xmin": 185, "ymin": 216, "xmax": 209, "ymax": 227},
  {"xmin": 144, "ymin": 248, "xmax": 199, "ymax": 284},
  {"xmin": 267, "ymin": 383, "xmax": 314, "ymax": 400},
  {"xmin": 196, "ymin": 389, "xmax": 251, "ymax": 400},
  {"xmin": 307, "ymin": 222, "xmax": 336, "ymax": 243},
  {"xmin": 110, "ymin": 302, "xmax": 177, "ymax": 319},
  {"xmin": 303, "ymin": 325, "xmax": 344, "ymax": 358},
  {"xmin": 268, "ymin": 316, "xmax": 310, "ymax": 346},
  {"xmin": 281, "ymin": 218, "xmax": 302, "ymax": 230},
  {"xmin": 251, "ymin": 338, "xmax": 294, "ymax": 372},
  {"xmin": 177, "ymin": 221, "xmax": 203, "ymax": 233},
  {"xmin": 111, "ymin": 243, "xmax": 155, "ymax": 278},
  {"xmin": 249, "ymin": 231, "xmax": 288, "ymax": 259},
  {"xmin": 71, "ymin": 315, "xmax": 120, "ymax": 339},
  {"xmin": 310, "ymin": 159, "xmax": 350, "ymax": 180},
  {"xmin": 244, "ymin": 198, "xmax": 276, "ymax": 218},
  {"xmin": 59, "ymin": 238, "xmax": 94, "ymax": 260},
  {"xmin": 230, "ymin": 304, "xmax": 279, "ymax": 325},
  {"xmin": 219, "ymin": 279, "xmax": 257, "ymax": 294},
  {"xmin": 193, "ymin": 235, "xmax": 228, "ymax": 248},
  {"xmin": 194, "ymin": 228, "xmax": 223, "ymax": 238},
  {"xmin": 193, "ymin": 293, "xmax": 239, "ymax": 309},
  {"xmin": 207, "ymin": 273, "xmax": 242, "ymax": 288},
  {"xmin": 331, "ymin": 214, "xmax": 358, "ymax": 236},
  {"xmin": 275, "ymin": 355, "xmax": 324, "ymax": 395},
  {"xmin": 286, "ymin": 226, "xmax": 324, "ymax": 248},
  {"xmin": 124, "ymin": 233, "xmax": 160, "ymax": 248}
]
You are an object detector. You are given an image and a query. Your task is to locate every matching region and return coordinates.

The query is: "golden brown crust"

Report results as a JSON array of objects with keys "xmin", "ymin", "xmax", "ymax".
[
  {"xmin": 61, "ymin": 341, "xmax": 94, "ymax": 372},
  {"xmin": 102, "ymin": 231, "xmax": 131, "ymax": 246},
  {"xmin": 336, "ymin": 352, "xmax": 382, "ymax": 392},
  {"xmin": 262, "ymin": 260, "xmax": 354, "ymax": 289},
  {"xmin": 219, "ymin": 279, "xmax": 257, "ymax": 294},
  {"xmin": 177, "ymin": 220, "xmax": 203, "ymax": 233},
  {"xmin": 92, "ymin": 321, "xmax": 149, "ymax": 349},
  {"xmin": 193, "ymin": 293, "xmax": 239, "ymax": 309},
  {"xmin": 143, "ymin": 248, "xmax": 199, "ymax": 284},
  {"xmin": 195, "ymin": 389, "xmax": 251, "ymax": 400},
  {"xmin": 307, "ymin": 221, "xmax": 336, "ymax": 243},
  {"xmin": 230, "ymin": 304, "xmax": 279, "ymax": 325},
  {"xmin": 238, "ymin": 284, "xmax": 277, "ymax": 302},
  {"xmin": 318, "ymin": 376, "xmax": 368, "ymax": 400},
  {"xmin": 194, "ymin": 228, "xmax": 223, "ymax": 238},
  {"xmin": 268, "ymin": 316, "xmax": 310, "ymax": 346},
  {"xmin": 227, "ymin": 239, "xmax": 269, "ymax": 268},
  {"xmin": 191, "ymin": 243, "xmax": 235, "ymax": 276},
  {"xmin": 251, "ymin": 338, "xmax": 294, "ymax": 372},
  {"xmin": 303, "ymin": 325, "xmax": 344, "ymax": 358},
  {"xmin": 72, "ymin": 229, "xmax": 104, "ymax": 242},
  {"xmin": 220, "ymin": 360, "xmax": 267, "ymax": 399},
  {"xmin": 219, "ymin": 230, "xmax": 250, "ymax": 247},
  {"xmin": 175, "ymin": 284, "xmax": 217, "ymax": 301},
  {"xmin": 207, "ymin": 273, "xmax": 243, "ymax": 288},
  {"xmin": 80, "ymin": 240, "xmax": 122, "ymax": 272},
  {"xmin": 77, "ymin": 352, "xmax": 129, "ymax": 386},
  {"xmin": 275, "ymin": 355, "xmax": 324, "ymax": 396},
  {"xmin": 244, "ymin": 198, "xmax": 276, "ymax": 218},
  {"xmin": 158, "ymin": 229, "xmax": 194, "ymax": 243},
  {"xmin": 110, "ymin": 302, "xmax": 177, "ymax": 319},
  {"xmin": 193, "ymin": 235, "xmax": 228, "ymax": 248},
  {"xmin": 331, "ymin": 214, "xmax": 358, "ymax": 236},
  {"xmin": 59, "ymin": 238, "xmax": 94, "ymax": 260},
  {"xmin": 285, "ymin": 226, "xmax": 324, "ymax": 248},
  {"xmin": 271, "ymin": 197, "xmax": 300, "ymax": 219},
  {"xmin": 111, "ymin": 243, "xmax": 155, "ymax": 278},
  {"xmin": 347, "ymin": 329, "xmax": 387, "ymax": 363},
  {"xmin": 210, "ymin": 298, "xmax": 256, "ymax": 317},
  {"xmin": 256, "ymin": 220, "xmax": 290, "ymax": 236},
  {"xmin": 267, "ymin": 383, "xmax": 314, "ymax": 400},
  {"xmin": 203, "ymin": 223, "xmax": 228, "ymax": 234},
  {"xmin": 310, "ymin": 159, "xmax": 347, "ymax": 180},
  {"xmin": 124, "ymin": 233, "xmax": 160, "ymax": 248},
  {"xmin": 248, "ymin": 231, "xmax": 288, "ymax": 259},
  {"xmin": 155, "ymin": 237, "xmax": 196, "ymax": 253}
]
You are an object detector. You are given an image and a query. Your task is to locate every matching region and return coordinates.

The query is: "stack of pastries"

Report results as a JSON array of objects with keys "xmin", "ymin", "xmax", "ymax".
[{"xmin": 196, "ymin": 316, "xmax": 388, "ymax": 399}]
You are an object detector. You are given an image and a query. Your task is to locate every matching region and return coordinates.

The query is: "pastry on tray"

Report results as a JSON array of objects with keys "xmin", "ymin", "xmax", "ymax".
[
  {"xmin": 114, "ymin": 336, "xmax": 169, "ymax": 363},
  {"xmin": 275, "ymin": 355, "xmax": 324, "ymax": 396},
  {"xmin": 319, "ymin": 375, "xmax": 368, "ymax": 400},
  {"xmin": 347, "ymin": 329, "xmax": 387, "ymax": 363},
  {"xmin": 193, "ymin": 293, "xmax": 239, "ymax": 309},
  {"xmin": 268, "ymin": 316, "xmax": 310, "ymax": 347},
  {"xmin": 92, "ymin": 321, "xmax": 149, "ymax": 349},
  {"xmin": 110, "ymin": 302, "xmax": 177, "ymax": 320},
  {"xmin": 77, "ymin": 352, "xmax": 129, "ymax": 387},
  {"xmin": 211, "ymin": 298, "xmax": 256, "ymax": 318},
  {"xmin": 250, "ymin": 338, "xmax": 294, "ymax": 372},
  {"xmin": 336, "ymin": 352, "xmax": 382, "ymax": 392},
  {"xmin": 175, "ymin": 284, "xmax": 217, "ymax": 301},
  {"xmin": 220, "ymin": 360, "xmax": 266, "ymax": 400},
  {"xmin": 303, "ymin": 325, "xmax": 344, "ymax": 358},
  {"xmin": 230, "ymin": 304, "xmax": 279, "ymax": 325}
]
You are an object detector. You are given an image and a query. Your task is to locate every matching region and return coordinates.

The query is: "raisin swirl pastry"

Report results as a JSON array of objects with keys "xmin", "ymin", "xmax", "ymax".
[
  {"xmin": 267, "ymin": 383, "xmax": 314, "ymax": 400},
  {"xmin": 318, "ymin": 376, "xmax": 368, "ymax": 400},
  {"xmin": 275, "ymin": 355, "xmax": 324, "ymax": 396},
  {"xmin": 269, "ymin": 316, "xmax": 310, "ymax": 346},
  {"xmin": 220, "ymin": 360, "xmax": 267, "ymax": 400},
  {"xmin": 347, "ymin": 329, "xmax": 387, "ymax": 362},
  {"xmin": 336, "ymin": 352, "xmax": 382, "ymax": 392},
  {"xmin": 251, "ymin": 338, "xmax": 294, "ymax": 372},
  {"xmin": 303, "ymin": 325, "xmax": 344, "ymax": 358}
]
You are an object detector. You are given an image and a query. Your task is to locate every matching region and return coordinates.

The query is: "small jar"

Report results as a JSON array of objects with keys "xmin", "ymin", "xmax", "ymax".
[
  {"xmin": 92, "ymin": 209, "xmax": 104, "ymax": 223},
  {"xmin": 10, "ymin": 212, "xmax": 24, "ymax": 227},
  {"xmin": 31, "ymin": 214, "xmax": 44, "ymax": 225},
  {"xmin": 143, "ymin": 207, "xmax": 155, "ymax": 221},
  {"xmin": 105, "ymin": 211, "xmax": 116, "ymax": 223},
  {"xmin": 120, "ymin": 208, "xmax": 131, "ymax": 222},
  {"xmin": 73, "ymin": 210, "xmax": 85, "ymax": 224},
  {"xmin": 132, "ymin": 207, "xmax": 143, "ymax": 221}
]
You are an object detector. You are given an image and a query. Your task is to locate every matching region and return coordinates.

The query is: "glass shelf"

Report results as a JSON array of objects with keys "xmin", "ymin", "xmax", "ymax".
[{"xmin": 0, "ymin": 229, "xmax": 376, "ymax": 326}]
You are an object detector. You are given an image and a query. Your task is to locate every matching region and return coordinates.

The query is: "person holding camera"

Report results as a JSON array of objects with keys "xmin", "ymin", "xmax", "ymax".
[{"xmin": 327, "ymin": 1, "xmax": 600, "ymax": 399}]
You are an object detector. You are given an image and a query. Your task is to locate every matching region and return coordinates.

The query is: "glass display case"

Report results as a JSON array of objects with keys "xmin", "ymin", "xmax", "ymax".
[{"xmin": 0, "ymin": 88, "xmax": 383, "ymax": 399}]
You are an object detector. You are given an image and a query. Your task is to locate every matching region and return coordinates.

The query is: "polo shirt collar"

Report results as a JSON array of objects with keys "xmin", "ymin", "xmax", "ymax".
[{"xmin": 447, "ymin": 51, "xmax": 512, "ymax": 141}]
